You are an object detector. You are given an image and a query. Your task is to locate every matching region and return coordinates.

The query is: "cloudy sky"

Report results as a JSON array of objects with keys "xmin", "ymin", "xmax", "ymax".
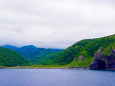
[{"xmin": 0, "ymin": 0, "xmax": 115, "ymax": 49}]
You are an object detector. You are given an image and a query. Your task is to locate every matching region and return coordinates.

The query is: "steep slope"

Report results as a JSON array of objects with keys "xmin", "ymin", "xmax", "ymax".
[
  {"xmin": 53, "ymin": 34, "xmax": 115, "ymax": 67},
  {"xmin": 90, "ymin": 43, "xmax": 115, "ymax": 70},
  {"xmin": 53, "ymin": 39, "xmax": 95, "ymax": 64},
  {"xmin": 0, "ymin": 47, "xmax": 30, "ymax": 66}
]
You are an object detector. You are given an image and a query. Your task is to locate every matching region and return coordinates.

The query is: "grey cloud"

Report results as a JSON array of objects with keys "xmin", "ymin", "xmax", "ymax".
[{"xmin": 0, "ymin": 0, "xmax": 115, "ymax": 48}]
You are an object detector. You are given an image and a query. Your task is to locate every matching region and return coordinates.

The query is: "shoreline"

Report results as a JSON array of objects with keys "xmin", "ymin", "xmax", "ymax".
[
  {"xmin": 1, "ymin": 66, "xmax": 115, "ymax": 70},
  {"xmin": 1, "ymin": 66, "xmax": 89, "ymax": 70}
]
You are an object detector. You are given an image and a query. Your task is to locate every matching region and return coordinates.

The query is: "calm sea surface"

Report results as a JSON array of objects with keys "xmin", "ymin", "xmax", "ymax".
[{"xmin": 0, "ymin": 69, "xmax": 115, "ymax": 86}]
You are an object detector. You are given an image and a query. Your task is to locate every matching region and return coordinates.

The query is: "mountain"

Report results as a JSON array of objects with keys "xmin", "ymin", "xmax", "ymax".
[
  {"xmin": 53, "ymin": 34, "xmax": 115, "ymax": 67},
  {"xmin": 36, "ymin": 51, "xmax": 63, "ymax": 65},
  {"xmin": 1, "ymin": 34, "xmax": 115, "ymax": 68},
  {"xmin": 2, "ymin": 45, "xmax": 63, "ymax": 64},
  {"xmin": 16, "ymin": 45, "xmax": 57, "ymax": 64},
  {"xmin": 52, "ymin": 49, "xmax": 65, "ymax": 52},
  {"xmin": 2, "ymin": 44, "xmax": 18, "ymax": 51},
  {"xmin": 16, "ymin": 45, "xmax": 38, "ymax": 58},
  {"xmin": 0, "ymin": 47, "xmax": 30, "ymax": 67},
  {"xmin": 26, "ymin": 48, "xmax": 56, "ymax": 64}
]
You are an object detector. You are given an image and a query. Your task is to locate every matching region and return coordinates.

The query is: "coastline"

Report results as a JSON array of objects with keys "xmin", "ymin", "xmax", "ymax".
[
  {"xmin": 1, "ymin": 66, "xmax": 89, "ymax": 70},
  {"xmin": 1, "ymin": 66, "xmax": 115, "ymax": 70}
]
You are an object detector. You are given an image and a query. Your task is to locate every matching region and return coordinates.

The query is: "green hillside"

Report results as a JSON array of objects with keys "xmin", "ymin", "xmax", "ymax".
[
  {"xmin": 16, "ymin": 45, "xmax": 38, "ymax": 58},
  {"xmin": 0, "ymin": 47, "xmax": 30, "ymax": 67},
  {"xmin": 53, "ymin": 34, "xmax": 115, "ymax": 67},
  {"xmin": 27, "ymin": 49, "xmax": 56, "ymax": 64},
  {"xmin": 1, "ymin": 34, "xmax": 114, "ymax": 68},
  {"xmin": 2, "ymin": 45, "xmax": 59, "ymax": 64},
  {"xmin": 37, "ymin": 51, "xmax": 62, "ymax": 65}
]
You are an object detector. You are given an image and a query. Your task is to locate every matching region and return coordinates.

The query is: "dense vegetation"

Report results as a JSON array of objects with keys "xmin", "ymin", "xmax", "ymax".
[
  {"xmin": 26, "ymin": 48, "xmax": 56, "ymax": 64},
  {"xmin": 1, "ymin": 34, "xmax": 115, "ymax": 68},
  {"xmin": 53, "ymin": 34, "xmax": 115, "ymax": 67},
  {"xmin": 16, "ymin": 45, "xmax": 38, "ymax": 58},
  {"xmin": 37, "ymin": 51, "xmax": 62, "ymax": 65},
  {"xmin": 99, "ymin": 43, "xmax": 115, "ymax": 57},
  {"xmin": 0, "ymin": 47, "xmax": 30, "ymax": 66},
  {"xmin": 2, "ymin": 45, "xmax": 64, "ymax": 64}
]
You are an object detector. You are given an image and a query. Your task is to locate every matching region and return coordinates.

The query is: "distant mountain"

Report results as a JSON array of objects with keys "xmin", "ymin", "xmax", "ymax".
[
  {"xmin": 24, "ymin": 48, "xmax": 45, "ymax": 58},
  {"xmin": 37, "ymin": 51, "xmax": 63, "ymax": 65},
  {"xmin": 1, "ymin": 34, "xmax": 115, "ymax": 68},
  {"xmin": 16, "ymin": 45, "xmax": 38, "ymax": 58},
  {"xmin": 53, "ymin": 34, "xmax": 115, "ymax": 68},
  {"xmin": 52, "ymin": 49, "xmax": 65, "ymax": 52},
  {"xmin": 0, "ymin": 47, "xmax": 30, "ymax": 66},
  {"xmin": 16, "ymin": 45, "xmax": 56, "ymax": 64},
  {"xmin": 28, "ymin": 49, "xmax": 56, "ymax": 64},
  {"xmin": 2, "ymin": 45, "xmax": 64, "ymax": 64},
  {"xmin": 2, "ymin": 44, "xmax": 18, "ymax": 51}
]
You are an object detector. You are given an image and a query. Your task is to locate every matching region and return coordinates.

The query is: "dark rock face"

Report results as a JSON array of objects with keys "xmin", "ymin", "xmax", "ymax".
[
  {"xmin": 90, "ymin": 49, "xmax": 115, "ymax": 70},
  {"xmin": 90, "ymin": 59, "xmax": 106, "ymax": 70}
]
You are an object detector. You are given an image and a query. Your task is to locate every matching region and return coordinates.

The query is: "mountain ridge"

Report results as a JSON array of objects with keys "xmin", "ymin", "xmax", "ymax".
[
  {"xmin": 2, "ymin": 45, "xmax": 64, "ymax": 64},
  {"xmin": 1, "ymin": 34, "xmax": 115, "ymax": 69}
]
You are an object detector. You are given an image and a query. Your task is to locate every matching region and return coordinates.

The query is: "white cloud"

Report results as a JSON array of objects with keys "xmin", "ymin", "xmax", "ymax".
[{"xmin": 0, "ymin": 0, "xmax": 115, "ymax": 48}]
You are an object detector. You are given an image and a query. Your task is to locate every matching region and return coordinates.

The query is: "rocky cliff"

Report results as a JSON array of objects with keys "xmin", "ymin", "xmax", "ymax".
[{"xmin": 90, "ymin": 48, "xmax": 115, "ymax": 70}]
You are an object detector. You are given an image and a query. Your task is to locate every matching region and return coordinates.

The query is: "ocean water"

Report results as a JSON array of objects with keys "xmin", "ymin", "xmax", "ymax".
[{"xmin": 0, "ymin": 69, "xmax": 115, "ymax": 86}]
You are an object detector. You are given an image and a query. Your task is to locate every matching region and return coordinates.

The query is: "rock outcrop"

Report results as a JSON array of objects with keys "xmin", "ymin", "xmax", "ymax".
[{"xmin": 90, "ymin": 48, "xmax": 115, "ymax": 70}]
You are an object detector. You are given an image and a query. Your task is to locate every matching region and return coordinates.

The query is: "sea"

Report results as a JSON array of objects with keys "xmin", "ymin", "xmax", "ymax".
[{"xmin": 0, "ymin": 69, "xmax": 115, "ymax": 86}]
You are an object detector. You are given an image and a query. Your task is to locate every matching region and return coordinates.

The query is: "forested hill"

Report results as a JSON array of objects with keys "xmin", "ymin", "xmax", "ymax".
[
  {"xmin": 2, "ymin": 44, "xmax": 19, "ymax": 51},
  {"xmin": 1, "ymin": 34, "xmax": 114, "ymax": 67},
  {"xmin": 2, "ymin": 45, "xmax": 64, "ymax": 64},
  {"xmin": 0, "ymin": 47, "xmax": 30, "ymax": 66},
  {"xmin": 53, "ymin": 34, "xmax": 115, "ymax": 66}
]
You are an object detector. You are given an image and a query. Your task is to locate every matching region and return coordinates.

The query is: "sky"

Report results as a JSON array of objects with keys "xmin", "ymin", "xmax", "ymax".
[{"xmin": 0, "ymin": 0, "xmax": 115, "ymax": 49}]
